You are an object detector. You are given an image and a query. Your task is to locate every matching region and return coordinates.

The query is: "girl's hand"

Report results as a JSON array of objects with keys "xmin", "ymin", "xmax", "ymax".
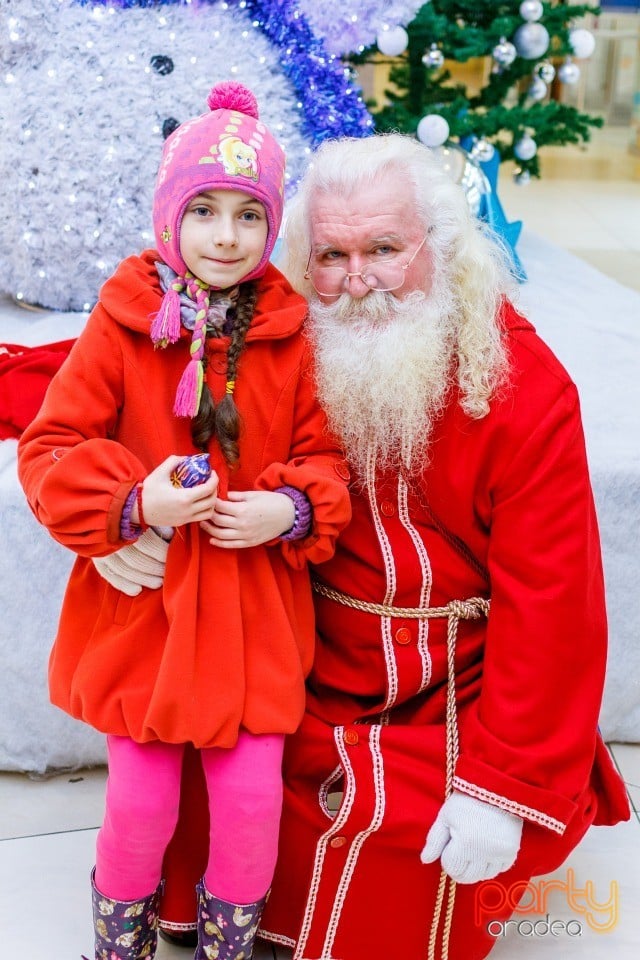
[
  {"xmin": 200, "ymin": 490, "xmax": 295, "ymax": 549},
  {"xmin": 137, "ymin": 456, "xmax": 219, "ymax": 528}
]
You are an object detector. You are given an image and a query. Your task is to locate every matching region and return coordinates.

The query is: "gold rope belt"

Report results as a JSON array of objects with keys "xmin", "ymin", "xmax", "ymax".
[
  {"xmin": 312, "ymin": 578, "xmax": 490, "ymax": 960},
  {"xmin": 312, "ymin": 579, "xmax": 490, "ymax": 622}
]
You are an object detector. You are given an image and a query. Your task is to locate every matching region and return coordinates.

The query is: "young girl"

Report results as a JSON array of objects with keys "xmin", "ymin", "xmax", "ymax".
[{"xmin": 17, "ymin": 81, "xmax": 351, "ymax": 960}]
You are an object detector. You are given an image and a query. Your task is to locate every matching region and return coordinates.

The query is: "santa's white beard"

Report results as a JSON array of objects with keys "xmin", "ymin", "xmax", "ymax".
[{"xmin": 307, "ymin": 289, "xmax": 456, "ymax": 480}]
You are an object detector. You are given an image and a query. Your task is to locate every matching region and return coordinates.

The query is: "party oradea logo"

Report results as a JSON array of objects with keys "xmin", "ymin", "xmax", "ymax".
[{"xmin": 475, "ymin": 868, "xmax": 619, "ymax": 938}]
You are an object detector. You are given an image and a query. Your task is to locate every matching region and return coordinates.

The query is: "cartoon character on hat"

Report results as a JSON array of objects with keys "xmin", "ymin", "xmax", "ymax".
[{"xmin": 213, "ymin": 135, "xmax": 259, "ymax": 181}]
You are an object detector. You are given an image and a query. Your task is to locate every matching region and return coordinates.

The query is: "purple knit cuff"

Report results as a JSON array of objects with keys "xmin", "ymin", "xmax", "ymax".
[
  {"xmin": 120, "ymin": 485, "xmax": 143, "ymax": 541},
  {"xmin": 277, "ymin": 486, "xmax": 313, "ymax": 542}
]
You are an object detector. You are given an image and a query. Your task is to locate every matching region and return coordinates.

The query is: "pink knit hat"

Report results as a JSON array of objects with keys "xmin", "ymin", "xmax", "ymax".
[
  {"xmin": 150, "ymin": 81, "xmax": 286, "ymax": 418},
  {"xmin": 153, "ymin": 80, "xmax": 285, "ymax": 281}
]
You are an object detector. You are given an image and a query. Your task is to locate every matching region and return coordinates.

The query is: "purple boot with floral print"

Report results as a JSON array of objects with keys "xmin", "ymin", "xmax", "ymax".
[
  {"xmin": 85, "ymin": 868, "xmax": 162, "ymax": 960},
  {"xmin": 195, "ymin": 880, "xmax": 267, "ymax": 960}
]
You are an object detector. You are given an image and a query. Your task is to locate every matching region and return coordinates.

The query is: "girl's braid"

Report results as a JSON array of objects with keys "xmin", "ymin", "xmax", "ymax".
[{"xmin": 191, "ymin": 281, "xmax": 258, "ymax": 465}]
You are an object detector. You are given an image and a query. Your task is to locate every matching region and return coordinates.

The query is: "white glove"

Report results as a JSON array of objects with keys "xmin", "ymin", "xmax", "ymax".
[
  {"xmin": 420, "ymin": 790, "xmax": 523, "ymax": 884},
  {"xmin": 92, "ymin": 528, "xmax": 170, "ymax": 597}
]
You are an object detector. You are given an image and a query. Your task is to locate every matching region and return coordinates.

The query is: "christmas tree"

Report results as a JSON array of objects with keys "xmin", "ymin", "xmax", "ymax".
[{"xmin": 359, "ymin": 0, "xmax": 602, "ymax": 180}]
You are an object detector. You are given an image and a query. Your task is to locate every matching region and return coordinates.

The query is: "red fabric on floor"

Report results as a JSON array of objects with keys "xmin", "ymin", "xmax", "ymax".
[{"xmin": 0, "ymin": 339, "xmax": 76, "ymax": 438}]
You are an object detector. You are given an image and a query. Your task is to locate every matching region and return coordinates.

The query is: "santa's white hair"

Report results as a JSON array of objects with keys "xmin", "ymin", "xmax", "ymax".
[{"xmin": 281, "ymin": 133, "xmax": 516, "ymax": 433}]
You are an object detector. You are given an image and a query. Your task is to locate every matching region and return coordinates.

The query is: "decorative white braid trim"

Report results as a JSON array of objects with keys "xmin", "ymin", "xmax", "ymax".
[
  {"xmin": 397, "ymin": 472, "xmax": 433, "ymax": 692},
  {"xmin": 293, "ymin": 728, "xmax": 357, "ymax": 960},
  {"xmin": 320, "ymin": 725, "xmax": 386, "ymax": 960},
  {"xmin": 453, "ymin": 777, "xmax": 567, "ymax": 835},
  {"xmin": 259, "ymin": 930, "xmax": 296, "ymax": 948},
  {"xmin": 365, "ymin": 449, "xmax": 396, "ymax": 607},
  {"xmin": 365, "ymin": 450, "xmax": 399, "ymax": 711}
]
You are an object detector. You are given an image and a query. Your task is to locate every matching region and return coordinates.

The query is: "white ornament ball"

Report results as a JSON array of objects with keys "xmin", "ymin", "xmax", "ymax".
[
  {"xmin": 514, "ymin": 134, "xmax": 537, "ymax": 161},
  {"xmin": 558, "ymin": 59, "xmax": 581, "ymax": 84},
  {"xmin": 493, "ymin": 37, "xmax": 517, "ymax": 67},
  {"xmin": 527, "ymin": 76, "xmax": 547, "ymax": 101},
  {"xmin": 536, "ymin": 60, "xmax": 556, "ymax": 83},
  {"xmin": 417, "ymin": 113, "xmax": 450, "ymax": 147},
  {"xmin": 513, "ymin": 22, "xmax": 550, "ymax": 60},
  {"xmin": 519, "ymin": 0, "xmax": 544, "ymax": 22},
  {"xmin": 377, "ymin": 25, "xmax": 409, "ymax": 57},
  {"xmin": 570, "ymin": 28, "xmax": 596, "ymax": 60},
  {"xmin": 514, "ymin": 169, "xmax": 531, "ymax": 186}
]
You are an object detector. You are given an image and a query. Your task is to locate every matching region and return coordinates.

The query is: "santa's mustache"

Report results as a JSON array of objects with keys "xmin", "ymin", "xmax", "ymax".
[{"xmin": 306, "ymin": 289, "xmax": 456, "ymax": 479}]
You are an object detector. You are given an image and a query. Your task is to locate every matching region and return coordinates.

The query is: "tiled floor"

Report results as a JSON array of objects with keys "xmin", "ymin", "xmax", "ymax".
[
  {"xmin": 2, "ymin": 122, "xmax": 639, "ymax": 958},
  {"xmin": 0, "ymin": 745, "xmax": 639, "ymax": 959}
]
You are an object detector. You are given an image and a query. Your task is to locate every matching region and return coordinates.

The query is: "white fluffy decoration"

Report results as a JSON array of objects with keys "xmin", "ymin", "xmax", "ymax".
[
  {"xmin": 295, "ymin": 0, "xmax": 424, "ymax": 55},
  {"xmin": 0, "ymin": 0, "xmax": 314, "ymax": 312},
  {"xmin": 0, "ymin": 446, "xmax": 108, "ymax": 773}
]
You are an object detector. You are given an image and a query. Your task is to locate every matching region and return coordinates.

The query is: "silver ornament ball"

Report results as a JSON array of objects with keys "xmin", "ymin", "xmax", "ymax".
[
  {"xmin": 493, "ymin": 37, "xmax": 517, "ymax": 67},
  {"xmin": 535, "ymin": 60, "xmax": 556, "ymax": 83},
  {"xmin": 416, "ymin": 113, "xmax": 450, "ymax": 148},
  {"xmin": 569, "ymin": 28, "xmax": 596, "ymax": 60},
  {"xmin": 527, "ymin": 76, "xmax": 547, "ymax": 101},
  {"xmin": 430, "ymin": 144, "xmax": 491, "ymax": 218},
  {"xmin": 470, "ymin": 138, "xmax": 496, "ymax": 163},
  {"xmin": 422, "ymin": 43, "xmax": 445, "ymax": 70},
  {"xmin": 376, "ymin": 25, "xmax": 409, "ymax": 57},
  {"xmin": 519, "ymin": 0, "xmax": 544, "ymax": 22},
  {"xmin": 513, "ymin": 22, "xmax": 550, "ymax": 60},
  {"xmin": 558, "ymin": 58, "xmax": 580, "ymax": 85},
  {"xmin": 514, "ymin": 134, "xmax": 537, "ymax": 161}
]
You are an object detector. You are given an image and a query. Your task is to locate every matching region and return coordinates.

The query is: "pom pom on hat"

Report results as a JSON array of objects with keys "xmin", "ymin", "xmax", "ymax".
[{"xmin": 207, "ymin": 81, "xmax": 259, "ymax": 119}]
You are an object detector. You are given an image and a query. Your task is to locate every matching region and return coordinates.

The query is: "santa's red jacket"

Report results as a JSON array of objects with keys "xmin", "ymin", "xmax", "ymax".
[{"xmin": 160, "ymin": 303, "xmax": 629, "ymax": 960}]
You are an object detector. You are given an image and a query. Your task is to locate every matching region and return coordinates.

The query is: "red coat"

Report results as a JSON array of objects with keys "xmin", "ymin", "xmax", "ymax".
[
  {"xmin": 18, "ymin": 253, "xmax": 351, "ymax": 748},
  {"xmin": 258, "ymin": 302, "xmax": 629, "ymax": 959}
]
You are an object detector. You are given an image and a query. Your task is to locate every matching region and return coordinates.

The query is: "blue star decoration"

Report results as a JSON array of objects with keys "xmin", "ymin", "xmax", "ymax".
[{"xmin": 462, "ymin": 137, "xmax": 526, "ymax": 283}]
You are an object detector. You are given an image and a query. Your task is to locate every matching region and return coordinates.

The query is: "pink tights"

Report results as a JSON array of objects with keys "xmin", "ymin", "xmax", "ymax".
[{"xmin": 95, "ymin": 731, "xmax": 284, "ymax": 904}]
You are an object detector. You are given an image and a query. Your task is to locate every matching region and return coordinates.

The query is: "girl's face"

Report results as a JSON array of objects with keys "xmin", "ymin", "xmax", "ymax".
[{"xmin": 180, "ymin": 189, "xmax": 268, "ymax": 289}]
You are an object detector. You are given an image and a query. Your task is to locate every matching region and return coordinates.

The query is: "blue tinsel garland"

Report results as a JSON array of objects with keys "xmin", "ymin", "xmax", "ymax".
[{"xmin": 76, "ymin": 0, "xmax": 374, "ymax": 145}]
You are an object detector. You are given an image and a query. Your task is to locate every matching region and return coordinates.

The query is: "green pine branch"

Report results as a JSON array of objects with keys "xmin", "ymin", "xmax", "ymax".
[{"xmin": 350, "ymin": 0, "xmax": 603, "ymax": 178}]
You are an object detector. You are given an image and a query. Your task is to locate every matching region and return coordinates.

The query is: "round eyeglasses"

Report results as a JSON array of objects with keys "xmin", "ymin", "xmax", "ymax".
[{"xmin": 304, "ymin": 235, "xmax": 428, "ymax": 298}]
